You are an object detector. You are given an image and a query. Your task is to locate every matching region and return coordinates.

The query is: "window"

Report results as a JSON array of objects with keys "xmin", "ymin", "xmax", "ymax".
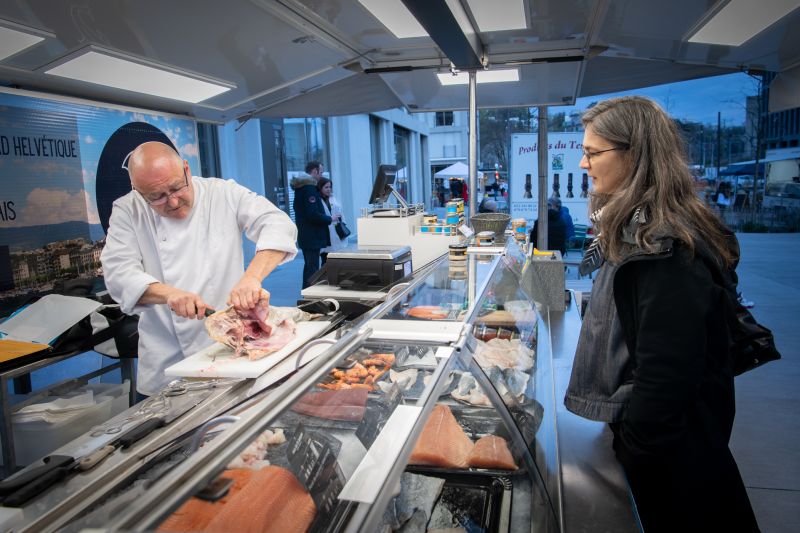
[
  {"xmin": 197, "ymin": 123, "xmax": 220, "ymax": 178},
  {"xmin": 394, "ymin": 126, "xmax": 411, "ymax": 201},
  {"xmin": 282, "ymin": 118, "xmax": 329, "ymax": 173},
  {"xmin": 435, "ymin": 111, "xmax": 454, "ymax": 126}
]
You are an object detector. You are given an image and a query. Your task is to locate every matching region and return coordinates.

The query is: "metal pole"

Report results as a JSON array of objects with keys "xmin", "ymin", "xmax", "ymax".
[
  {"xmin": 537, "ymin": 106, "xmax": 549, "ymax": 249},
  {"xmin": 468, "ymin": 71, "xmax": 477, "ymax": 218}
]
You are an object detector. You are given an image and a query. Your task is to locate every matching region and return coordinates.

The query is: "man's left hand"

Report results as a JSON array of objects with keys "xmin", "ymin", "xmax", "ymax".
[{"xmin": 228, "ymin": 274, "xmax": 263, "ymax": 310}]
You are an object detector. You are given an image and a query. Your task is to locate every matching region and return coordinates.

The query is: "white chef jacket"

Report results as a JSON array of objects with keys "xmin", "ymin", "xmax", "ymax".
[
  {"xmin": 321, "ymin": 195, "xmax": 349, "ymax": 254},
  {"xmin": 101, "ymin": 177, "xmax": 298, "ymax": 395}
]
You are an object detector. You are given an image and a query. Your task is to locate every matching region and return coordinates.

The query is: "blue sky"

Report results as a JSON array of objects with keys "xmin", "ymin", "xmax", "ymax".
[{"xmin": 558, "ymin": 72, "xmax": 759, "ymax": 126}]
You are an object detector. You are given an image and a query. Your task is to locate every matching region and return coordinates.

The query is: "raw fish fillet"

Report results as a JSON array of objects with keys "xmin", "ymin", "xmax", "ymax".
[
  {"xmin": 157, "ymin": 468, "xmax": 253, "ymax": 532},
  {"xmin": 227, "ymin": 428, "xmax": 286, "ymax": 470},
  {"xmin": 203, "ymin": 466, "xmax": 316, "ymax": 533},
  {"xmin": 291, "ymin": 389, "xmax": 368, "ymax": 422},
  {"xmin": 473, "ymin": 338, "xmax": 534, "ymax": 370},
  {"xmin": 467, "ymin": 435, "xmax": 518, "ymax": 470},
  {"xmin": 205, "ymin": 289, "xmax": 315, "ymax": 360},
  {"xmin": 408, "ymin": 404, "xmax": 473, "ymax": 468}
]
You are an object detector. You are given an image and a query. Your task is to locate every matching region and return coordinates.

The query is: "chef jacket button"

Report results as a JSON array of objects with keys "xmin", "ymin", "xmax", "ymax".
[{"xmin": 162, "ymin": 236, "xmax": 167, "ymax": 241}]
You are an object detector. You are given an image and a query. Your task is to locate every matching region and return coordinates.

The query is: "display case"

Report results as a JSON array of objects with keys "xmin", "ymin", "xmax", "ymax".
[{"xmin": 80, "ymin": 243, "xmax": 566, "ymax": 533}]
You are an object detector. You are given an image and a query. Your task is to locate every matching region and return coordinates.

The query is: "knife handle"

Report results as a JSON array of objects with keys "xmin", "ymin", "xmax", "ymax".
[
  {"xmin": 3, "ymin": 467, "xmax": 69, "ymax": 507},
  {"xmin": 119, "ymin": 417, "xmax": 164, "ymax": 448},
  {"xmin": 77, "ymin": 445, "xmax": 116, "ymax": 471},
  {"xmin": 0, "ymin": 455, "xmax": 73, "ymax": 496}
]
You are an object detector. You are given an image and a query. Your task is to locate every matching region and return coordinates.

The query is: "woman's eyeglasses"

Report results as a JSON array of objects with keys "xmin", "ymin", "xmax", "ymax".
[
  {"xmin": 138, "ymin": 170, "xmax": 189, "ymax": 206},
  {"xmin": 582, "ymin": 147, "xmax": 625, "ymax": 163}
]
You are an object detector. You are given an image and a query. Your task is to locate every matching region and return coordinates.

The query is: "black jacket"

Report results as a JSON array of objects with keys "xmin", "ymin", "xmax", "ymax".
[
  {"xmin": 610, "ymin": 239, "xmax": 758, "ymax": 531},
  {"xmin": 291, "ymin": 176, "xmax": 331, "ymax": 249},
  {"xmin": 529, "ymin": 208, "xmax": 567, "ymax": 254}
]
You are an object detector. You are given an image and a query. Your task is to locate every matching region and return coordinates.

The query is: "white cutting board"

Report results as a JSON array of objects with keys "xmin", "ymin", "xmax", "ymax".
[{"xmin": 164, "ymin": 321, "xmax": 331, "ymax": 379}]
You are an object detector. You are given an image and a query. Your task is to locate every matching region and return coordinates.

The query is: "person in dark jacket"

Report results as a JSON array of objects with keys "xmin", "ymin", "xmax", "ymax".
[
  {"xmin": 529, "ymin": 197, "xmax": 567, "ymax": 255},
  {"xmin": 550, "ymin": 196, "xmax": 575, "ymax": 240},
  {"xmin": 564, "ymin": 96, "xmax": 759, "ymax": 532},
  {"xmin": 291, "ymin": 161, "xmax": 336, "ymax": 288}
]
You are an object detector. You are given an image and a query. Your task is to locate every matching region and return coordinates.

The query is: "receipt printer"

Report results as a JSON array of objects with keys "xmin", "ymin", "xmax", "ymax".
[{"xmin": 325, "ymin": 246, "xmax": 412, "ymax": 290}]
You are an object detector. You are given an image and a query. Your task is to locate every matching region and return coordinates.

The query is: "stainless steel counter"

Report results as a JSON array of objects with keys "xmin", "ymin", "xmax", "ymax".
[{"xmin": 550, "ymin": 292, "xmax": 640, "ymax": 533}]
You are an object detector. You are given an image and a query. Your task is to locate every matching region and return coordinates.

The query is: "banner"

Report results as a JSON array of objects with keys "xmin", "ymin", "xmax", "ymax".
[
  {"xmin": 509, "ymin": 132, "xmax": 593, "ymax": 225},
  {"xmin": 0, "ymin": 89, "xmax": 199, "ymax": 307}
]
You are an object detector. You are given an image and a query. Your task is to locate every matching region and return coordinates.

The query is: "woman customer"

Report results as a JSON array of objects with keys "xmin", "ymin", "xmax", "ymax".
[
  {"xmin": 317, "ymin": 178, "xmax": 348, "ymax": 263},
  {"xmin": 564, "ymin": 96, "xmax": 759, "ymax": 532}
]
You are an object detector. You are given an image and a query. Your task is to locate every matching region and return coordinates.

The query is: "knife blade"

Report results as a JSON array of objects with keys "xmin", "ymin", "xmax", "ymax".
[{"xmin": 0, "ymin": 390, "xmax": 211, "ymax": 507}]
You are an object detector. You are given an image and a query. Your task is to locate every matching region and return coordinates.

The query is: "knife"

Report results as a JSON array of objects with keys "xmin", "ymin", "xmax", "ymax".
[{"xmin": 0, "ymin": 390, "xmax": 211, "ymax": 507}]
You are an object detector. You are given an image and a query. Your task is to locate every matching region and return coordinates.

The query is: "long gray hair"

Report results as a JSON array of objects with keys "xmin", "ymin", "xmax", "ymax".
[{"xmin": 582, "ymin": 96, "xmax": 734, "ymax": 266}]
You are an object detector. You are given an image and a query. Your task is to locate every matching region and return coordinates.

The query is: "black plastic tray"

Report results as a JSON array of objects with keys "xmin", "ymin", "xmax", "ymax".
[{"xmin": 424, "ymin": 472, "xmax": 512, "ymax": 532}]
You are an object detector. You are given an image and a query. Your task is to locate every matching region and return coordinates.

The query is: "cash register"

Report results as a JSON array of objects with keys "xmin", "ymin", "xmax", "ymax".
[{"xmin": 322, "ymin": 245, "xmax": 412, "ymax": 290}]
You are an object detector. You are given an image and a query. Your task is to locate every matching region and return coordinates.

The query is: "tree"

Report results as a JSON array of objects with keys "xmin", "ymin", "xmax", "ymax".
[{"xmin": 479, "ymin": 108, "xmax": 537, "ymax": 171}]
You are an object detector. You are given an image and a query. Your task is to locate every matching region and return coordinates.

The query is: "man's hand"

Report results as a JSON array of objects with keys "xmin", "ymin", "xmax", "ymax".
[
  {"xmin": 165, "ymin": 289, "xmax": 211, "ymax": 319},
  {"xmin": 228, "ymin": 274, "xmax": 265, "ymax": 310}
]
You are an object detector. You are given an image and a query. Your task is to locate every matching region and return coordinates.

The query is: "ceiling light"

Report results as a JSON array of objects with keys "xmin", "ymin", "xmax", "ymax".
[
  {"xmin": 437, "ymin": 69, "xmax": 520, "ymax": 85},
  {"xmin": 687, "ymin": 0, "xmax": 800, "ymax": 46},
  {"xmin": 467, "ymin": 0, "xmax": 526, "ymax": 32},
  {"xmin": 0, "ymin": 22, "xmax": 47, "ymax": 61},
  {"xmin": 44, "ymin": 49, "xmax": 234, "ymax": 103},
  {"xmin": 357, "ymin": 0, "xmax": 428, "ymax": 38}
]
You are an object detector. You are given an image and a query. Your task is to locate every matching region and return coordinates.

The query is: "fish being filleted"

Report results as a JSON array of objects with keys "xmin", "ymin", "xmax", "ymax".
[{"xmin": 205, "ymin": 289, "xmax": 316, "ymax": 360}]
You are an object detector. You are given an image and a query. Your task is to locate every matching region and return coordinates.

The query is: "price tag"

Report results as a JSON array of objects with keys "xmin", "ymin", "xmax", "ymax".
[{"xmin": 458, "ymin": 224, "xmax": 474, "ymax": 238}]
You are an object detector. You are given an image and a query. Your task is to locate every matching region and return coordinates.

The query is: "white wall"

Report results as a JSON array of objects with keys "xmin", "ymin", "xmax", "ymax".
[
  {"xmin": 217, "ymin": 120, "xmax": 265, "ymax": 196},
  {"xmin": 328, "ymin": 115, "xmax": 372, "ymax": 230},
  {"xmin": 217, "ymin": 119, "xmax": 266, "ymax": 264}
]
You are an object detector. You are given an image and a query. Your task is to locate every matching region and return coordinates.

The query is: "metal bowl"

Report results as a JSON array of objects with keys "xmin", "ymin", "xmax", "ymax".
[{"xmin": 470, "ymin": 213, "xmax": 511, "ymax": 236}]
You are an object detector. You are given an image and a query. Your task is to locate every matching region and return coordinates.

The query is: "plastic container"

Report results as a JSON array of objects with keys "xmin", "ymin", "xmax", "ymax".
[
  {"xmin": 84, "ymin": 380, "xmax": 131, "ymax": 418},
  {"xmin": 11, "ymin": 380, "xmax": 130, "ymax": 466},
  {"xmin": 12, "ymin": 395, "xmax": 114, "ymax": 465}
]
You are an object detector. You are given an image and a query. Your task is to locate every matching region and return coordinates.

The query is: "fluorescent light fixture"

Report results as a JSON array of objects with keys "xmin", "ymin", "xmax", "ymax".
[
  {"xmin": 358, "ymin": 0, "xmax": 428, "ymax": 38},
  {"xmin": 688, "ymin": 0, "xmax": 800, "ymax": 46},
  {"xmin": 0, "ymin": 23, "xmax": 46, "ymax": 61},
  {"xmin": 467, "ymin": 0, "xmax": 526, "ymax": 32},
  {"xmin": 44, "ymin": 49, "xmax": 234, "ymax": 103},
  {"xmin": 437, "ymin": 69, "xmax": 520, "ymax": 85}
]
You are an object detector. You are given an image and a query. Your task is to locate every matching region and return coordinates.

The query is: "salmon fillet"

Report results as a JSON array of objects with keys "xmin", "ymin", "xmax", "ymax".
[
  {"xmin": 409, "ymin": 404, "xmax": 474, "ymax": 468},
  {"xmin": 157, "ymin": 468, "xmax": 253, "ymax": 532},
  {"xmin": 467, "ymin": 435, "xmax": 518, "ymax": 470},
  {"xmin": 407, "ymin": 306, "xmax": 449, "ymax": 320},
  {"xmin": 203, "ymin": 466, "xmax": 316, "ymax": 533}
]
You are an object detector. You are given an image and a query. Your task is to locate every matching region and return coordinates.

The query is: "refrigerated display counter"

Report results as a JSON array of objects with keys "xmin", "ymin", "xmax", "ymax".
[
  {"xmin": 12, "ymin": 241, "xmax": 637, "ymax": 533},
  {"xmin": 90, "ymin": 248, "xmax": 568, "ymax": 533}
]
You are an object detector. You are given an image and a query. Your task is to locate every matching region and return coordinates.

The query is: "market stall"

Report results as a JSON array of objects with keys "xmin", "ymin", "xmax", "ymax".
[{"xmin": 0, "ymin": 239, "xmax": 631, "ymax": 533}]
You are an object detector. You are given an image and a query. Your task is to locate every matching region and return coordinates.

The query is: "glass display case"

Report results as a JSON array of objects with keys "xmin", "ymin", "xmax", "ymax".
[{"xmin": 83, "ymin": 244, "xmax": 564, "ymax": 533}]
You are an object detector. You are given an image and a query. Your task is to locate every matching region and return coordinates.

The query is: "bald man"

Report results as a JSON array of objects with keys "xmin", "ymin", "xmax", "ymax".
[{"xmin": 101, "ymin": 142, "xmax": 297, "ymax": 396}]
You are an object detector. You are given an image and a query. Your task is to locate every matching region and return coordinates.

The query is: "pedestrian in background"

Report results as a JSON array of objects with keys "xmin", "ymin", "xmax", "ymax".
[
  {"xmin": 317, "ymin": 177, "xmax": 347, "ymax": 264},
  {"xmin": 291, "ymin": 161, "xmax": 333, "ymax": 288},
  {"xmin": 529, "ymin": 197, "xmax": 567, "ymax": 255},
  {"xmin": 564, "ymin": 96, "xmax": 759, "ymax": 532}
]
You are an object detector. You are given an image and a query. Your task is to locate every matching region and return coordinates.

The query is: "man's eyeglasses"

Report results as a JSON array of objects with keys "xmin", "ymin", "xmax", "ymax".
[
  {"xmin": 137, "ymin": 169, "xmax": 190, "ymax": 206},
  {"xmin": 582, "ymin": 147, "xmax": 625, "ymax": 163}
]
